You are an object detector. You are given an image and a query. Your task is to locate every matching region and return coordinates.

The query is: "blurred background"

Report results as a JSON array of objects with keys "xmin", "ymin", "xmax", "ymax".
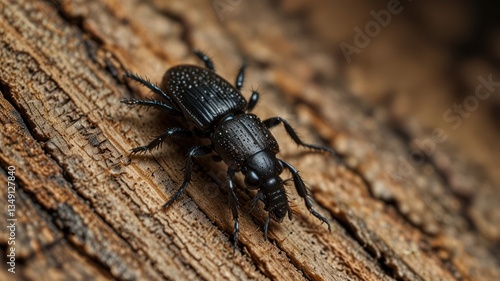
[{"xmin": 247, "ymin": 0, "xmax": 500, "ymax": 188}]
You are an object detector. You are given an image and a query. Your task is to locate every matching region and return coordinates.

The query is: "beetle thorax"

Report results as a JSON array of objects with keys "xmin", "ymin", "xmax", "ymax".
[{"xmin": 211, "ymin": 114, "xmax": 279, "ymax": 171}]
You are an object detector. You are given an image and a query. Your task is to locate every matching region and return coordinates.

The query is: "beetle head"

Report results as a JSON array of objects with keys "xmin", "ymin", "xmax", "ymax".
[{"xmin": 243, "ymin": 150, "xmax": 291, "ymax": 222}]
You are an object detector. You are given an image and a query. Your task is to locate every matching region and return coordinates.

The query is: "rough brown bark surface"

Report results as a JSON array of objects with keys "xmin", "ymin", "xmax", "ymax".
[{"xmin": 0, "ymin": 0, "xmax": 499, "ymax": 280}]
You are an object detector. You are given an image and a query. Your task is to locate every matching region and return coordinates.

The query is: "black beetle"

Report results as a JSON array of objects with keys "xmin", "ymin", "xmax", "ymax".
[{"xmin": 122, "ymin": 50, "xmax": 333, "ymax": 250}]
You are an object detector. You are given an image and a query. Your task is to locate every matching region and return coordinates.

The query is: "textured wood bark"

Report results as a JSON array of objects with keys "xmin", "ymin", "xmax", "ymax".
[{"xmin": 0, "ymin": 0, "xmax": 499, "ymax": 280}]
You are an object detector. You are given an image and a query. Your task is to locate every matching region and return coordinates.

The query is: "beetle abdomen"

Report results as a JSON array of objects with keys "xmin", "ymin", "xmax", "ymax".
[
  {"xmin": 163, "ymin": 65, "xmax": 247, "ymax": 131},
  {"xmin": 212, "ymin": 114, "xmax": 279, "ymax": 169}
]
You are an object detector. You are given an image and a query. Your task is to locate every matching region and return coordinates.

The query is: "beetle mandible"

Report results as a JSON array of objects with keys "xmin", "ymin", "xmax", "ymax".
[{"xmin": 122, "ymin": 50, "xmax": 333, "ymax": 250}]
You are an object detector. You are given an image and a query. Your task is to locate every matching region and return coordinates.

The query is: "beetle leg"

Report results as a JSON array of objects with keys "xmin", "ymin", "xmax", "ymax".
[
  {"xmin": 235, "ymin": 61, "xmax": 247, "ymax": 90},
  {"xmin": 279, "ymin": 159, "xmax": 331, "ymax": 232},
  {"xmin": 246, "ymin": 90, "xmax": 259, "ymax": 112},
  {"xmin": 162, "ymin": 146, "xmax": 212, "ymax": 209},
  {"xmin": 227, "ymin": 169, "xmax": 240, "ymax": 252},
  {"xmin": 263, "ymin": 212, "xmax": 272, "ymax": 241},
  {"xmin": 263, "ymin": 117, "xmax": 336, "ymax": 155},
  {"xmin": 121, "ymin": 99, "xmax": 182, "ymax": 116},
  {"xmin": 248, "ymin": 190, "xmax": 263, "ymax": 214},
  {"xmin": 129, "ymin": 128, "xmax": 192, "ymax": 156},
  {"xmin": 194, "ymin": 49, "xmax": 215, "ymax": 72},
  {"xmin": 124, "ymin": 72, "xmax": 175, "ymax": 104}
]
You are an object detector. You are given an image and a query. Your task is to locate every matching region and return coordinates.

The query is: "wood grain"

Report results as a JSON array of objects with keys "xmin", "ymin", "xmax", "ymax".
[{"xmin": 0, "ymin": 0, "xmax": 498, "ymax": 280}]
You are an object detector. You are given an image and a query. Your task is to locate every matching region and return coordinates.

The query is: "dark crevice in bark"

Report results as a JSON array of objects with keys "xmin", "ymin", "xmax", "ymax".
[
  {"xmin": 332, "ymin": 206, "xmax": 424, "ymax": 281},
  {"xmin": 0, "ymin": 79, "xmax": 153, "ymax": 280},
  {"xmin": 0, "ymin": 82, "xmax": 41, "ymax": 141},
  {"xmin": 0, "ymin": 144, "xmax": 115, "ymax": 280},
  {"xmin": 50, "ymin": 0, "xmax": 130, "ymax": 88}
]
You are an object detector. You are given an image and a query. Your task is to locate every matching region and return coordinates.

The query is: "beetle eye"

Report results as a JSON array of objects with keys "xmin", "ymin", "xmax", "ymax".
[{"xmin": 245, "ymin": 170, "xmax": 260, "ymax": 189}]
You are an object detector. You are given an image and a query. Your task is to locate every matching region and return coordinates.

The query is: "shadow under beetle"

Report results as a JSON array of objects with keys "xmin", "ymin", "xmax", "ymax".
[{"xmin": 122, "ymin": 50, "xmax": 334, "ymax": 250}]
